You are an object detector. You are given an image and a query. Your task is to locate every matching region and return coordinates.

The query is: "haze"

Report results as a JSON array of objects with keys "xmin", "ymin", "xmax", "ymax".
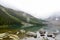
[{"xmin": 0, "ymin": 0, "xmax": 60, "ymax": 18}]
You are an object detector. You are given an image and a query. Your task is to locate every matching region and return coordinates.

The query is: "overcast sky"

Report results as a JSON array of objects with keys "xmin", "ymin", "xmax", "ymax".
[{"xmin": 0, "ymin": 0, "xmax": 60, "ymax": 18}]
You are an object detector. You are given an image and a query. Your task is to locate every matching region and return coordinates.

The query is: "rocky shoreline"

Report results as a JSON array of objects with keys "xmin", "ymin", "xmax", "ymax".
[{"xmin": 0, "ymin": 29, "xmax": 60, "ymax": 40}]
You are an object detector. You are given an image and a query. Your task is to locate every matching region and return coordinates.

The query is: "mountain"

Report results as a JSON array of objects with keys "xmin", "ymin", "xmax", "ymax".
[
  {"xmin": 44, "ymin": 13, "xmax": 60, "ymax": 32},
  {"xmin": 0, "ymin": 5, "xmax": 47, "ymax": 32},
  {"xmin": 47, "ymin": 13, "xmax": 60, "ymax": 26}
]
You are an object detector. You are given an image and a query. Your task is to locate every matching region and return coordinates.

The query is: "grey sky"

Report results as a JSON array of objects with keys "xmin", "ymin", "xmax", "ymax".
[{"xmin": 0, "ymin": 0, "xmax": 60, "ymax": 18}]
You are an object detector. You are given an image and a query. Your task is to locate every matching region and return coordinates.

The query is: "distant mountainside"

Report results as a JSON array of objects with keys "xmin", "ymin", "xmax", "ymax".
[
  {"xmin": 44, "ymin": 13, "xmax": 60, "ymax": 32},
  {"xmin": 47, "ymin": 13, "xmax": 60, "ymax": 26},
  {"xmin": 0, "ymin": 5, "xmax": 47, "ymax": 32}
]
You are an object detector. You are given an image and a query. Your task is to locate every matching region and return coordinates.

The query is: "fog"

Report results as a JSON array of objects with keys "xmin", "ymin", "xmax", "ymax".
[{"xmin": 0, "ymin": 0, "xmax": 60, "ymax": 18}]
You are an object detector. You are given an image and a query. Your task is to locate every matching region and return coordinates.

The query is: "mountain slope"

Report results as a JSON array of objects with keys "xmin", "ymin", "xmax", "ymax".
[{"xmin": 0, "ymin": 5, "xmax": 47, "ymax": 32}]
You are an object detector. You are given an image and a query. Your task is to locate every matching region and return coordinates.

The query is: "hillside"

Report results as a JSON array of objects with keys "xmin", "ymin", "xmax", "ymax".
[{"xmin": 0, "ymin": 5, "xmax": 47, "ymax": 32}]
